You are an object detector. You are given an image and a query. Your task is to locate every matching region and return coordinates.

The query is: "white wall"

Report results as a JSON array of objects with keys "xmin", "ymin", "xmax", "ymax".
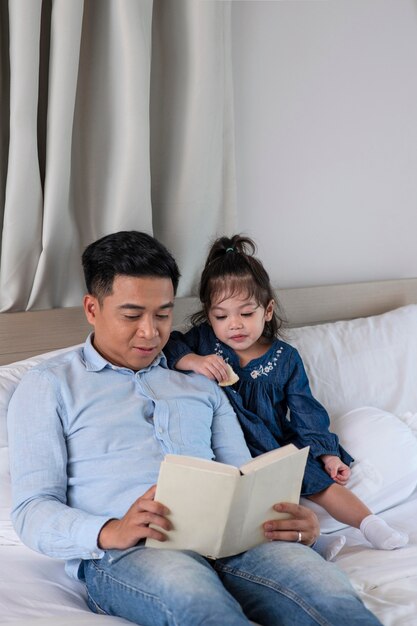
[{"xmin": 232, "ymin": 0, "xmax": 417, "ymax": 288}]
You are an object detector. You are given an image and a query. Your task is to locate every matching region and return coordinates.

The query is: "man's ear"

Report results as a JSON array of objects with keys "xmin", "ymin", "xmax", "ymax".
[{"xmin": 83, "ymin": 294, "xmax": 99, "ymax": 325}]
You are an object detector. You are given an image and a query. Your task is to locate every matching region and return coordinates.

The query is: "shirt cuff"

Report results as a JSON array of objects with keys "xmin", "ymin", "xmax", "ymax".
[{"xmin": 73, "ymin": 515, "xmax": 111, "ymax": 559}]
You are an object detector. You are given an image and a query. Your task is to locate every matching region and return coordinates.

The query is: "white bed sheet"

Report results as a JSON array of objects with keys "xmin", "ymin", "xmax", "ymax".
[
  {"xmin": 1, "ymin": 491, "xmax": 416, "ymax": 626},
  {"xmin": 333, "ymin": 487, "xmax": 417, "ymax": 626},
  {"xmin": 0, "ymin": 523, "xmax": 130, "ymax": 626}
]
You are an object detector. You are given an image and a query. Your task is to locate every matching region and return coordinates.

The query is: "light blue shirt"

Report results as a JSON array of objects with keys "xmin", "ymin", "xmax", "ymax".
[{"xmin": 7, "ymin": 335, "xmax": 251, "ymax": 578}]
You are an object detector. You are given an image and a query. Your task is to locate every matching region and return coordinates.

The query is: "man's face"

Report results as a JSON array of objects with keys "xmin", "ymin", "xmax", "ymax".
[{"xmin": 83, "ymin": 275, "xmax": 175, "ymax": 371}]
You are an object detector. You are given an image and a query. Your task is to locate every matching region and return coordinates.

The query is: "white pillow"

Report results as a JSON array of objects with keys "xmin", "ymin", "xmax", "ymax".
[
  {"xmin": 302, "ymin": 407, "xmax": 417, "ymax": 533},
  {"xmin": 0, "ymin": 345, "xmax": 81, "ymax": 522},
  {"xmin": 398, "ymin": 411, "xmax": 417, "ymax": 437},
  {"xmin": 288, "ymin": 304, "xmax": 417, "ymax": 422}
]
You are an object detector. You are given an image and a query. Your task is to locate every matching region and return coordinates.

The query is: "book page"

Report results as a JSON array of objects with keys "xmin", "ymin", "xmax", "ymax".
[
  {"xmin": 146, "ymin": 459, "xmax": 238, "ymax": 557},
  {"xmin": 219, "ymin": 446, "xmax": 309, "ymax": 556}
]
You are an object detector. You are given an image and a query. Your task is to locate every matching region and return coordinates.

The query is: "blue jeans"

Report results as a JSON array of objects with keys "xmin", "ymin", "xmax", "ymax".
[{"xmin": 81, "ymin": 542, "xmax": 381, "ymax": 626}]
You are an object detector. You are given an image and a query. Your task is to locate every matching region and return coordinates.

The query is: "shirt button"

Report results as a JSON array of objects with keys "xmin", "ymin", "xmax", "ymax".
[
  {"xmin": 91, "ymin": 552, "xmax": 100, "ymax": 559},
  {"xmin": 158, "ymin": 427, "xmax": 163, "ymax": 434}
]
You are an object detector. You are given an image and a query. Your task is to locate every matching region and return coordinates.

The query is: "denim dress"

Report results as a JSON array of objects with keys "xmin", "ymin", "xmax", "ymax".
[{"xmin": 165, "ymin": 323, "xmax": 353, "ymax": 496}]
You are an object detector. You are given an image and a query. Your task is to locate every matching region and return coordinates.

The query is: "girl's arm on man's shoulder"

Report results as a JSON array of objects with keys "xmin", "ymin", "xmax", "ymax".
[{"xmin": 164, "ymin": 325, "xmax": 209, "ymax": 368}]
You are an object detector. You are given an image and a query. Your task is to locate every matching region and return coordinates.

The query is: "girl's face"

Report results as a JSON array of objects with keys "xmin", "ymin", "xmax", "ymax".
[{"xmin": 208, "ymin": 292, "xmax": 274, "ymax": 356}]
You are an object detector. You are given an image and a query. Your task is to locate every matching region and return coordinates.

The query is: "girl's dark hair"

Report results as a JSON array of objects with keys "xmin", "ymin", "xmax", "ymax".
[
  {"xmin": 191, "ymin": 234, "xmax": 285, "ymax": 339},
  {"xmin": 82, "ymin": 230, "xmax": 180, "ymax": 302}
]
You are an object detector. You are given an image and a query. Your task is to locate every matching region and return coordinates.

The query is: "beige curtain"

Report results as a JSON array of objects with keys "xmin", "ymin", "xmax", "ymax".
[{"xmin": 0, "ymin": 0, "xmax": 236, "ymax": 311}]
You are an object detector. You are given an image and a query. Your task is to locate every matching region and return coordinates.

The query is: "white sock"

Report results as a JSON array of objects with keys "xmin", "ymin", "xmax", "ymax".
[
  {"xmin": 313, "ymin": 534, "xmax": 346, "ymax": 561},
  {"xmin": 360, "ymin": 514, "xmax": 409, "ymax": 550}
]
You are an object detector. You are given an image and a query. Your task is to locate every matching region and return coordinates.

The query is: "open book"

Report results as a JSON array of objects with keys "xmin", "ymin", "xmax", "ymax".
[{"xmin": 146, "ymin": 444, "xmax": 309, "ymax": 559}]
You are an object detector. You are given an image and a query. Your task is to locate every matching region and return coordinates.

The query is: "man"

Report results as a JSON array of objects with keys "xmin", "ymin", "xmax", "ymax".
[{"xmin": 8, "ymin": 231, "xmax": 381, "ymax": 626}]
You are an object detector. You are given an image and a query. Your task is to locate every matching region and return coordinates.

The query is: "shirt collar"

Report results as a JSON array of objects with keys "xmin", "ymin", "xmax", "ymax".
[{"xmin": 83, "ymin": 333, "xmax": 168, "ymax": 373}]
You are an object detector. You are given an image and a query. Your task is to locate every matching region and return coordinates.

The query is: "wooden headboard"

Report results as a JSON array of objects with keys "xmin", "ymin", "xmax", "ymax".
[{"xmin": 1, "ymin": 277, "xmax": 417, "ymax": 366}]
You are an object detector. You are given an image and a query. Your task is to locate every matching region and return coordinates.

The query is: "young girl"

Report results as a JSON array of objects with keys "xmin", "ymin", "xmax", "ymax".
[{"xmin": 164, "ymin": 234, "xmax": 408, "ymax": 559}]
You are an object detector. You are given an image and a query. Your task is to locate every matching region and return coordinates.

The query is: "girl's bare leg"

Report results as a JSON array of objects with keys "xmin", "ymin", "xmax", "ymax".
[
  {"xmin": 308, "ymin": 484, "xmax": 408, "ymax": 549},
  {"xmin": 309, "ymin": 483, "xmax": 371, "ymax": 527}
]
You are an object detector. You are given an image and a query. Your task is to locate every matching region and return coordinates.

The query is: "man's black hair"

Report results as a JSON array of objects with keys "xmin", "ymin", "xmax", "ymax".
[{"xmin": 82, "ymin": 231, "xmax": 180, "ymax": 301}]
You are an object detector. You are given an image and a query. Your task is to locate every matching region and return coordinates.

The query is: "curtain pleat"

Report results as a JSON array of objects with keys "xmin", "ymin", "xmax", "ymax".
[
  {"xmin": 71, "ymin": 0, "xmax": 154, "ymax": 243},
  {"xmin": 28, "ymin": 0, "xmax": 85, "ymax": 309},
  {"xmin": 151, "ymin": 0, "xmax": 236, "ymax": 295},
  {"xmin": 0, "ymin": 0, "xmax": 236, "ymax": 311},
  {"xmin": 0, "ymin": 0, "xmax": 10, "ymax": 248},
  {"xmin": 0, "ymin": 0, "xmax": 44, "ymax": 311}
]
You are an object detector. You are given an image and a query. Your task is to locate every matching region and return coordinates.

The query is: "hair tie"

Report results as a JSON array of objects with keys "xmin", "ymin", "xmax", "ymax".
[{"xmin": 226, "ymin": 247, "xmax": 235, "ymax": 253}]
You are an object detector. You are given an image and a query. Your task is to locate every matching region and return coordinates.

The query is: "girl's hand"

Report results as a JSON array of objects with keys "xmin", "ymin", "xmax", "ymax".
[
  {"xmin": 321, "ymin": 454, "xmax": 351, "ymax": 485},
  {"xmin": 175, "ymin": 354, "xmax": 230, "ymax": 383}
]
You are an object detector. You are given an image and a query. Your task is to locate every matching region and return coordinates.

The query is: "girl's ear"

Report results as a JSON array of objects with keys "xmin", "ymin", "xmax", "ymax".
[{"xmin": 265, "ymin": 299, "xmax": 275, "ymax": 322}]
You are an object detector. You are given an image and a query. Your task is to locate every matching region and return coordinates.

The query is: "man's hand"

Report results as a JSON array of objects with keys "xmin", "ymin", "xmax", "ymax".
[
  {"xmin": 263, "ymin": 502, "xmax": 320, "ymax": 547},
  {"xmin": 176, "ymin": 353, "xmax": 230, "ymax": 383},
  {"xmin": 321, "ymin": 454, "xmax": 351, "ymax": 485},
  {"xmin": 98, "ymin": 485, "xmax": 172, "ymax": 550}
]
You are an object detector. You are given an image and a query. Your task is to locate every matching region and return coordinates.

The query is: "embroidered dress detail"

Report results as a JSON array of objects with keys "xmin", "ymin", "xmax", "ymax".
[
  {"xmin": 214, "ymin": 341, "xmax": 230, "ymax": 363},
  {"xmin": 250, "ymin": 346, "xmax": 283, "ymax": 379}
]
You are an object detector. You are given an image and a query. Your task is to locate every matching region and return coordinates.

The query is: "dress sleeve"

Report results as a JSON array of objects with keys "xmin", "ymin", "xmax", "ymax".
[
  {"xmin": 164, "ymin": 325, "xmax": 211, "ymax": 369},
  {"xmin": 284, "ymin": 349, "xmax": 353, "ymax": 464}
]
